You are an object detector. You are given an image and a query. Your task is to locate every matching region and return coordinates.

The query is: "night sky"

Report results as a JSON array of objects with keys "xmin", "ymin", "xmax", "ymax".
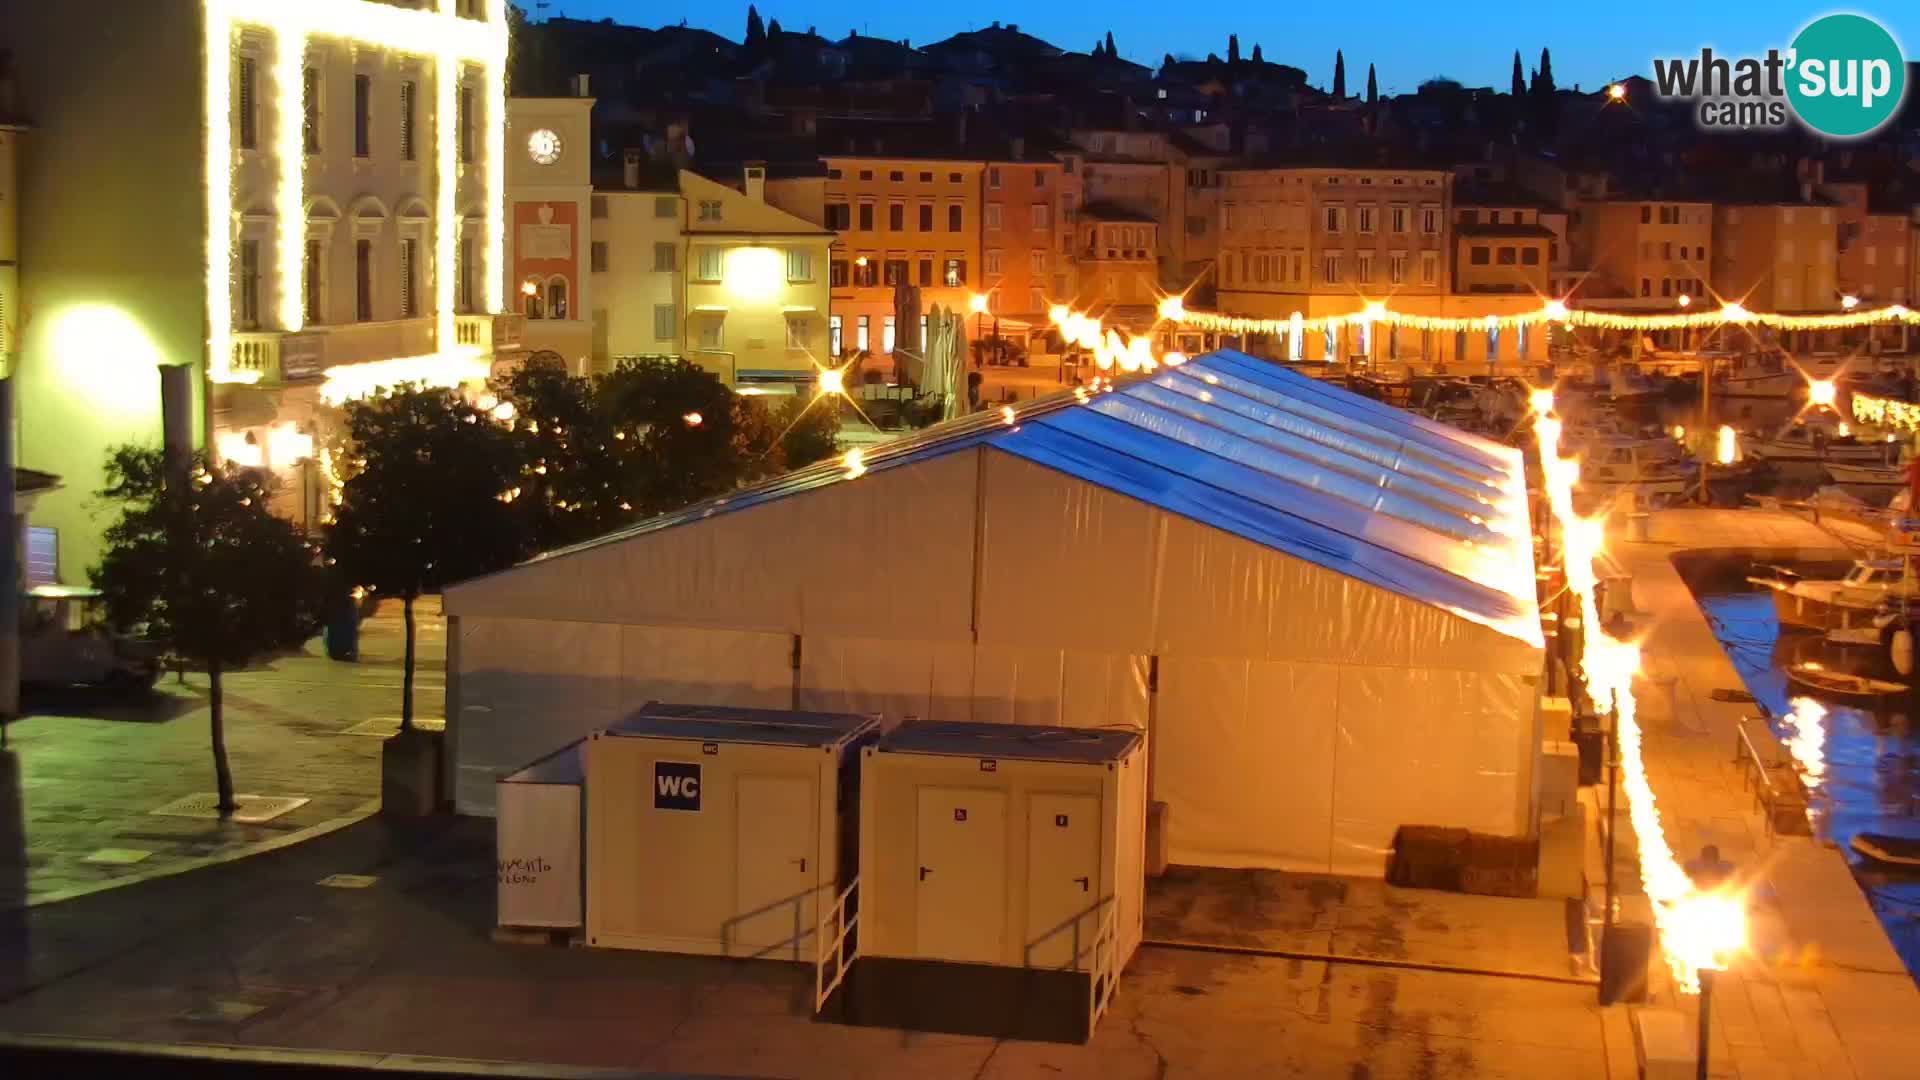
[{"xmin": 524, "ymin": 2, "xmax": 1918, "ymax": 97}]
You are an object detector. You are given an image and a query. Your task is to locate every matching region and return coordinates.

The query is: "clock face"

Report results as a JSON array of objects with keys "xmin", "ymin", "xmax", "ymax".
[{"xmin": 528, "ymin": 128, "xmax": 563, "ymax": 165}]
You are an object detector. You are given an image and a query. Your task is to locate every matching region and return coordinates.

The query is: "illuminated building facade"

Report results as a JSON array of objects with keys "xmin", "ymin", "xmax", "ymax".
[
  {"xmin": 1570, "ymin": 198, "xmax": 1714, "ymax": 307},
  {"xmin": 0, "ymin": 0, "xmax": 515, "ymax": 575},
  {"xmin": 508, "ymin": 89, "xmax": 595, "ymax": 370}
]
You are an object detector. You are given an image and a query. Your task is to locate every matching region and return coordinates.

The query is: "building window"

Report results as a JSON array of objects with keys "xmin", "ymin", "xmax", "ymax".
[
  {"xmin": 918, "ymin": 259, "xmax": 933, "ymax": 286},
  {"xmin": 655, "ymin": 196, "xmax": 677, "ymax": 218},
  {"xmin": 919, "ymin": 171, "xmax": 933, "ymax": 182},
  {"xmin": 787, "ymin": 316, "xmax": 810, "ymax": 349},
  {"xmin": 654, "ymin": 304, "xmax": 676, "ymax": 342},
  {"xmin": 400, "ymin": 80, "xmax": 417, "ymax": 161},
  {"xmin": 988, "ymin": 167, "xmax": 1002, "ymax": 189},
  {"xmin": 457, "ymin": 85, "xmax": 474, "ymax": 164},
  {"xmin": 1324, "ymin": 206, "xmax": 1345, "ymax": 233},
  {"xmin": 1357, "ymin": 253, "xmax": 1374, "ymax": 283},
  {"xmin": 830, "ymin": 260, "xmax": 849, "ymax": 287},
  {"xmin": 303, "ymin": 67, "xmax": 321, "ymax": 154},
  {"xmin": 1030, "ymin": 250, "xmax": 1047, "ymax": 275},
  {"xmin": 1420, "ymin": 208, "xmax": 1438, "ymax": 234},
  {"xmin": 1521, "ymin": 247, "xmax": 1540, "ymax": 266},
  {"xmin": 695, "ymin": 246, "xmax": 723, "ymax": 282},
  {"xmin": 1470, "ymin": 246, "xmax": 1490, "ymax": 265},
  {"xmin": 354, "ymin": 239, "xmax": 373, "ymax": 321},
  {"xmin": 1388, "ymin": 253, "xmax": 1406, "ymax": 284},
  {"xmin": 948, "ymin": 205, "xmax": 963, "ymax": 232},
  {"xmin": 949, "ymin": 172, "xmax": 963, "ymax": 183},
  {"xmin": 944, "ymin": 258, "xmax": 966, "ymax": 286},
  {"xmin": 1660, "ymin": 278, "xmax": 1672, "ymax": 297},
  {"xmin": 353, "ymin": 74, "xmax": 372, "ymax": 158},
  {"xmin": 884, "ymin": 259, "xmax": 907, "ymax": 286},
  {"xmin": 237, "ymin": 55, "xmax": 259, "ymax": 150},
  {"xmin": 1030, "ymin": 287, "xmax": 1045, "ymax": 311},
  {"xmin": 829, "ymin": 314, "xmax": 843, "ymax": 355},
  {"xmin": 853, "ymin": 258, "xmax": 877, "ymax": 287},
  {"xmin": 1033, "ymin": 204, "xmax": 1051, "ymax": 230},
  {"xmin": 1641, "ymin": 205, "xmax": 1653, "ymax": 224},
  {"xmin": 458, "ymin": 236, "xmax": 475, "ymax": 312},
  {"xmin": 889, "ymin": 203, "xmax": 905, "ymax": 231},
  {"xmin": 1391, "ymin": 206, "xmax": 1407, "ymax": 233},
  {"xmin": 400, "ymin": 237, "xmax": 419, "ymax": 317},
  {"xmin": 857, "ymin": 314, "xmax": 870, "ymax": 351},
  {"xmin": 918, "ymin": 203, "xmax": 933, "ymax": 231},
  {"xmin": 889, "ymin": 170, "xmax": 904, "ymax": 182},
  {"xmin": 984, "ymin": 250, "xmax": 1003, "ymax": 275},
  {"xmin": 826, "ymin": 203, "xmax": 850, "ymax": 230},
  {"xmin": 238, "ymin": 239, "xmax": 261, "ymax": 328},
  {"xmin": 1323, "ymin": 254, "xmax": 1341, "ymax": 283},
  {"xmin": 1357, "ymin": 207, "xmax": 1375, "ymax": 234},
  {"xmin": 859, "ymin": 170, "xmax": 873, "ymax": 181},
  {"xmin": 787, "ymin": 249, "xmax": 814, "ymax": 282},
  {"xmin": 654, "ymin": 242, "xmax": 676, "ymax": 272},
  {"xmin": 1640, "ymin": 278, "xmax": 1651, "ymax": 297},
  {"xmin": 698, "ymin": 200, "xmax": 722, "ymax": 222},
  {"xmin": 524, "ymin": 278, "xmax": 544, "ymax": 319},
  {"xmin": 985, "ymin": 204, "xmax": 1002, "ymax": 230},
  {"xmin": 883, "ymin": 315, "xmax": 896, "ymax": 352},
  {"xmin": 698, "ymin": 316, "xmax": 722, "ymax": 349},
  {"xmin": 590, "ymin": 241, "xmax": 609, "ymax": 274},
  {"xmin": 858, "ymin": 203, "xmax": 874, "ymax": 230},
  {"xmin": 1497, "ymin": 247, "xmax": 1516, "ymax": 265},
  {"xmin": 590, "ymin": 195, "xmax": 608, "ymax": 219}
]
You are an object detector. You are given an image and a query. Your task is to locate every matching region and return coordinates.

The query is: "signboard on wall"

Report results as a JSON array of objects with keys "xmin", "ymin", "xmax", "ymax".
[{"xmin": 519, "ymin": 224, "xmax": 572, "ymax": 260}]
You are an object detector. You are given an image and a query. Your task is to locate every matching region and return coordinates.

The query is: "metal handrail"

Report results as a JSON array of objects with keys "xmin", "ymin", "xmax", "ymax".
[
  {"xmin": 1086, "ymin": 904, "xmax": 1120, "ymax": 1036},
  {"xmin": 1732, "ymin": 716, "xmax": 1808, "ymax": 843},
  {"xmin": 813, "ymin": 877, "xmax": 859, "ymax": 1014}
]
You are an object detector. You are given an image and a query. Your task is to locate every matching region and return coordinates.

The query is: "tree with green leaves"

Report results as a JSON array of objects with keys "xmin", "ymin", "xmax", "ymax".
[
  {"xmin": 767, "ymin": 17, "xmax": 783, "ymax": 38},
  {"xmin": 735, "ymin": 395, "xmax": 842, "ymax": 484},
  {"xmin": 1251, "ymin": 44, "xmax": 1263, "ymax": 64},
  {"xmin": 1511, "ymin": 51, "xmax": 1526, "ymax": 98},
  {"xmin": 1332, "ymin": 50, "xmax": 1346, "ymax": 98},
  {"xmin": 494, "ymin": 363, "xmax": 641, "ymax": 552},
  {"xmin": 92, "ymin": 448, "xmax": 323, "ymax": 814},
  {"xmin": 328, "ymin": 387, "xmax": 529, "ymax": 733},
  {"xmin": 1532, "ymin": 47, "xmax": 1559, "ymax": 139},
  {"xmin": 1104, "ymin": 31, "xmax": 1116, "ymax": 57},
  {"xmin": 1366, "ymin": 64, "xmax": 1378, "ymax": 105},
  {"xmin": 1228, "ymin": 35, "xmax": 1240, "ymax": 65}
]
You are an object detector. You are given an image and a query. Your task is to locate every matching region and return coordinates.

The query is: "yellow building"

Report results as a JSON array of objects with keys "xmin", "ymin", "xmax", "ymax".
[
  {"xmin": 1570, "ymin": 199, "xmax": 1712, "ymax": 305},
  {"xmin": 508, "ymin": 92, "xmax": 596, "ymax": 371},
  {"xmin": 1076, "ymin": 204, "xmax": 1163, "ymax": 331},
  {"xmin": 681, "ymin": 167, "xmax": 834, "ymax": 390},
  {"xmin": 1451, "ymin": 192, "xmax": 1553, "ymax": 298},
  {"xmin": 1711, "ymin": 201, "xmax": 1838, "ymax": 314},
  {"xmin": 819, "ymin": 156, "xmax": 984, "ymax": 377},
  {"xmin": 586, "ymin": 170, "xmax": 683, "ymax": 371}
]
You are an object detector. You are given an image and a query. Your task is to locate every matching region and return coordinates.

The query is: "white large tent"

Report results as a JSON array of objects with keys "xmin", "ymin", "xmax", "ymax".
[{"xmin": 443, "ymin": 351, "xmax": 1544, "ymax": 875}]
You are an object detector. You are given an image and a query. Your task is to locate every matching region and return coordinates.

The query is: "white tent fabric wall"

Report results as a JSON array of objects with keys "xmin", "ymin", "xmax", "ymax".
[{"xmin": 443, "ymin": 349, "xmax": 1543, "ymax": 871}]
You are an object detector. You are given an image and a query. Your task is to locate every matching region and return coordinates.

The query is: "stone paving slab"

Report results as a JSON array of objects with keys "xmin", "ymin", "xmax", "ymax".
[
  {"xmin": 0, "ymin": 816, "xmax": 1619, "ymax": 1079},
  {"xmin": 1610, "ymin": 508, "xmax": 1920, "ymax": 1080},
  {"xmin": 0, "ymin": 601, "xmax": 447, "ymax": 908}
]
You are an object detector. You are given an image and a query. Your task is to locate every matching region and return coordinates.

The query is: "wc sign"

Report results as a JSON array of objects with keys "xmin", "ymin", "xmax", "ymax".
[{"xmin": 654, "ymin": 761, "xmax": 702, "ymax": 811}]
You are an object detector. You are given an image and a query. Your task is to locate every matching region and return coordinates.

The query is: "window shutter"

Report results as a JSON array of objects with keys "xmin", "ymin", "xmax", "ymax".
[
  {"xmin": 400, "ymin": 81, "xmax": 416, "ymax": 161},
  {"xmin": 237, "ymin": 57, "xmax": 257, "ymax": 150},
  {"xmin": 400, "ymin": 240, "xmax": 415, "ymax": 317}
]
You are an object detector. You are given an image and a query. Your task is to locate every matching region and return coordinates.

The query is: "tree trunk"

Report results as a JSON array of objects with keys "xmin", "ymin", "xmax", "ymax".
[
  {"xmin": 210, "ymin": 660, "xmax": 236, "ymax": 814},
  {"xmin": 401, "ymin": 593, "xmax": 415, "ymax": 733}
]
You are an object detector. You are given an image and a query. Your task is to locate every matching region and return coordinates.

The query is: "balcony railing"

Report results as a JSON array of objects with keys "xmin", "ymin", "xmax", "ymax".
[{"xmin": 457, "ymin": 312, "xmax": 526, "ymax": 351}]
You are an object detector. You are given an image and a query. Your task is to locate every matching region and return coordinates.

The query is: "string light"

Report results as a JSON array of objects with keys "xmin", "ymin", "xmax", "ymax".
[
  {"xmin": 1855, "ymin": 392, "xmax": 1920, "ymax": 432},
  {"xmin": 317, "ymin": 347, "xmax": 490, "ymax": 405},
  {"xmin": 1169, "ymin": 297, "xmax": 1920, "ymax": 338}
]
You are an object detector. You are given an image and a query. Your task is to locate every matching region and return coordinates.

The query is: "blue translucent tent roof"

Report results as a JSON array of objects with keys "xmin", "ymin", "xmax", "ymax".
[{"xmin": 529, "ymin": 350, "xmax": 1541, "ymax": 644}]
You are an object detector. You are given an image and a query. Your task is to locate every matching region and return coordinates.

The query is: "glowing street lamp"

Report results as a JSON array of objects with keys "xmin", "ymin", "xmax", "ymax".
[
  {"xmin": 1677, "ymin": 293, "xmax": 1692, "ymax": 308},
  {"xmin": 1607, "ymin": 82, "xmax": 1627, "ymax": 101},
  {"xmin": 1842, "ymin": 294, "xmax": 1861, "ymax": 311},
  {"xmin": 1807, "ymin": 378, "xmax": 1838, "ymax": 409},
  {"xmin": 817, "ymin": 366, "xmax": 846, "ymax": 396}
]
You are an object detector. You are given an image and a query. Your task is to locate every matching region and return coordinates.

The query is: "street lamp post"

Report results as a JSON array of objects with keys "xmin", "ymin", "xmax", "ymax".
[
  {"xmin": 1697, "ymin": 967, "xmax": 1717, "ymax": 1080},
  {"xmin": 1604, "ymin": 692, "xmax": 1620, "ymax": 942}
]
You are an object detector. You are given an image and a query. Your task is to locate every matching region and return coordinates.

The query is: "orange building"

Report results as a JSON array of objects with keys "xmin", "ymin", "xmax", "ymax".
[
  {"xmin": 1822, "ymin": 181, "xmax": 1910, "ymax": 306},
  {"xmin": 1450, "ymin": 193, "xmax": 1552, "ymax": 298},
  {"xmin": 1569, "ymin": 199, "xmax": 1712, "ymax": 307},
  {"xmin": 980, "ymin": 154, "xmax": 1077, "ymax": 335},
  {"xmin": 819, "ymin": 155, "xmax": 984, "ymax": 377},
  {"xmin": 1710, "ymin": 201, "xmax": 1837, "ymax": 314}
]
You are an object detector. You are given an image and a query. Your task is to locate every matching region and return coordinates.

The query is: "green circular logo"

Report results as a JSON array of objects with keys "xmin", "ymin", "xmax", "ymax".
[{"xmin": 1787, "ymin": 14, "xmax": 1906, "ymax": 138}]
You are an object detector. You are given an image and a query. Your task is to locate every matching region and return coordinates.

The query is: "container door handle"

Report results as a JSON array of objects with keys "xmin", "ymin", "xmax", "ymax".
[
  {"xmin": 919, "ymin": 866, "xmax": 932, "ymax": 881},
  {"xmin": 1075, "ymin": 876, "xmax": 1089, "ymax": 892},
  {"xmin": 794, "ymin": 857, "xmax": 807, "ymax": 873}
]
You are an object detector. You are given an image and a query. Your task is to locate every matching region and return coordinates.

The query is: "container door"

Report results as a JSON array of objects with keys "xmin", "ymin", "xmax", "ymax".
[
  {"xmin": 732, "ymin": 774, "xmax": 816, "ymax": 957},
  {"xmin": 1025, "ymin": 793, "xmax": 1100, "ymax": 969},
  {"xmin": 914, "ymin": 785, "xmax": 1006, "ymax": 964}
]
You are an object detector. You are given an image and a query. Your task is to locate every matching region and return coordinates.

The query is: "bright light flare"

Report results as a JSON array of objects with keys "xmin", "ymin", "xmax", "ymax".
[
  {"xmin": 817, "ymin": 366, "xmax": 846, "ymax": 395},
  {"xmin": 1716, "ymin": 424, "xmax": 1737, "ymax": 465},
  {"xmin": 317, "ymin": 348, "xmax": 489, "ymax": 405},
  {"xmin": 682, "ymin": 411, "xmax": 703, "ymax": 427},
  {"xmin": 1157, "ymin": 295, "xmax": 1186, "ymax": 322},
  {"xmin": 999, "ymin": 405, "xmax": 1016, "ymax": 425},
  {"xmin": 842, "ymin": 447, "xmax": 866, "ymax": 478},
  {"xmin": 1807, "ymin": 378, "xmax": 1837, "ymax": 408},
  {"xmin": 967, "ymin": 293, "xmax": 989, "ymax": 315},
  {"xmin": 1677, "ymin": 293, "xmax": 1692, "ymax": 308},
  {"xmin": 1529, "ymin": 387, "xmax": 1555, "ymax": 416},
  {"xmin": 1607, "ymin": 82, "xmax": 1627, "ymax": 100},
  {"xmin": 1842, "ymin": 294, "xmax": 1860, "ymax": 311},
  {"xmin": 1782, "ymin": 696, "xmax": 1827, "ymax": 792}
]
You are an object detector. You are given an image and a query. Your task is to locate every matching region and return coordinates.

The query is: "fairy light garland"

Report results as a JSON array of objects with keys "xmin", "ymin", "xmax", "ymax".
[
  {"xmin": 1854, "ymin": 392, "xmax": 1920, "ymax": 433},
  {"xmin": 1164, "ymin": 296, "xmax": 1917, "ymax": 338}
]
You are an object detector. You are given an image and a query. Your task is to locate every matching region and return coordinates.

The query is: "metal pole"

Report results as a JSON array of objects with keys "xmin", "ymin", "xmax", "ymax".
[
  {"xmin": 1698, "ymin": 355, "xmax": 1711, "ymax": 504},
  {"xmin": 0, "ymin": 372, "xmax": 14, "ymax": 751},
  {"xmin": 1696, "ymin": 967, "xmax": 1716, "ymax": 1080},
  {"xmin": 1604, "ymin": 692, "xmax": 1620, "ymax": 940}
]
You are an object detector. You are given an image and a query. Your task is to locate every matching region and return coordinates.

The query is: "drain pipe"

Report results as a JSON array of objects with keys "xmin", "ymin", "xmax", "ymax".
[{"xmin": 1141, "ymin": 937, "xmax": 1599, "ymax": 988}]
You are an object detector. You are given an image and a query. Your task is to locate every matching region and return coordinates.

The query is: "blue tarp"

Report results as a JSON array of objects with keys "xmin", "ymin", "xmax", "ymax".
[{"xmin": 525, "ymin": 350, "xmax": 1538, "ymax": 643}]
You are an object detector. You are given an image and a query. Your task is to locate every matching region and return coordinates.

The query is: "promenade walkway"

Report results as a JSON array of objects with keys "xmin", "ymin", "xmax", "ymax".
[{"xmin": 1613, "ymin": 507, "xmax": 1919, "ymax": 1079}]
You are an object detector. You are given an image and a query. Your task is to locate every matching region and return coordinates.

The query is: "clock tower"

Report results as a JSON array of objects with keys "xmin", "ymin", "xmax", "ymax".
[{"xmin": 506, "ymin": 79, "xmax": 595, "ymax": 372}]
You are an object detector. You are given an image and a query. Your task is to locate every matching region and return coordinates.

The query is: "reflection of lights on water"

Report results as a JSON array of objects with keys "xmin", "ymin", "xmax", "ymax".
[
  {"xmin": 1717, "ymin": 425, "xmax": 1737, "ymax": 465},
  {"xmin": 842, "ymin": 448, "xmax": 866, "ymax": 479},
  {"xmin": 1782, "ymin": 696, "xmax": 1827, "ymax": 793}
]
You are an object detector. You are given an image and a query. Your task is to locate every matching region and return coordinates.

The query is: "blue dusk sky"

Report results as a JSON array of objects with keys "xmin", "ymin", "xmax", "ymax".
[{"xmin": 522, "ymin": 2, "xmax": 1920, "ymax": 96}]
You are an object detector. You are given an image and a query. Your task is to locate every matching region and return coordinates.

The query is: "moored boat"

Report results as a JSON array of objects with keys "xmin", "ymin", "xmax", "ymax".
[
  {"xmin": 1851, "ymin": 832, "xmax": 1920, "ymax": 868},
  {"xmin": 1784, "ymin": 660, "xmax": 1907, "ymax": 699},
  {"xmin": 1824, "ymin": 461, "xmax": 1906, "ymax": 487},
  {"xmin": 1753, "ymin": 558, "xmax": 1918, "ymax": 632}
]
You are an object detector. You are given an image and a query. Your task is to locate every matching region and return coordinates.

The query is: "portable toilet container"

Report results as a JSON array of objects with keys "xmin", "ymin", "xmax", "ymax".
[
  {"xmin": 495, "ymin": 739, "xmax": 586, "ymax": 936},
  {"xmin": 837, "ymin": 721, "xmax": 1147, "ymax": 1043},
  {"xmin": 584, "ymin": 703, "xmax": 879, "ymax": 959}
]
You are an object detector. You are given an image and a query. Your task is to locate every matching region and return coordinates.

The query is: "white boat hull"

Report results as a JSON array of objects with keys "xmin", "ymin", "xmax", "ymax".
[{"xmin": 1824, "ymin": 462, "xmax": 1906, "ymax": 486}]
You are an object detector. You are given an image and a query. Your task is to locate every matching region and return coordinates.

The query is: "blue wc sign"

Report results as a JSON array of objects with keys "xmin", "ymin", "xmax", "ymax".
[{"xmin": 653, "ymin": 761, "xmax": 702, "ymax": 811}]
